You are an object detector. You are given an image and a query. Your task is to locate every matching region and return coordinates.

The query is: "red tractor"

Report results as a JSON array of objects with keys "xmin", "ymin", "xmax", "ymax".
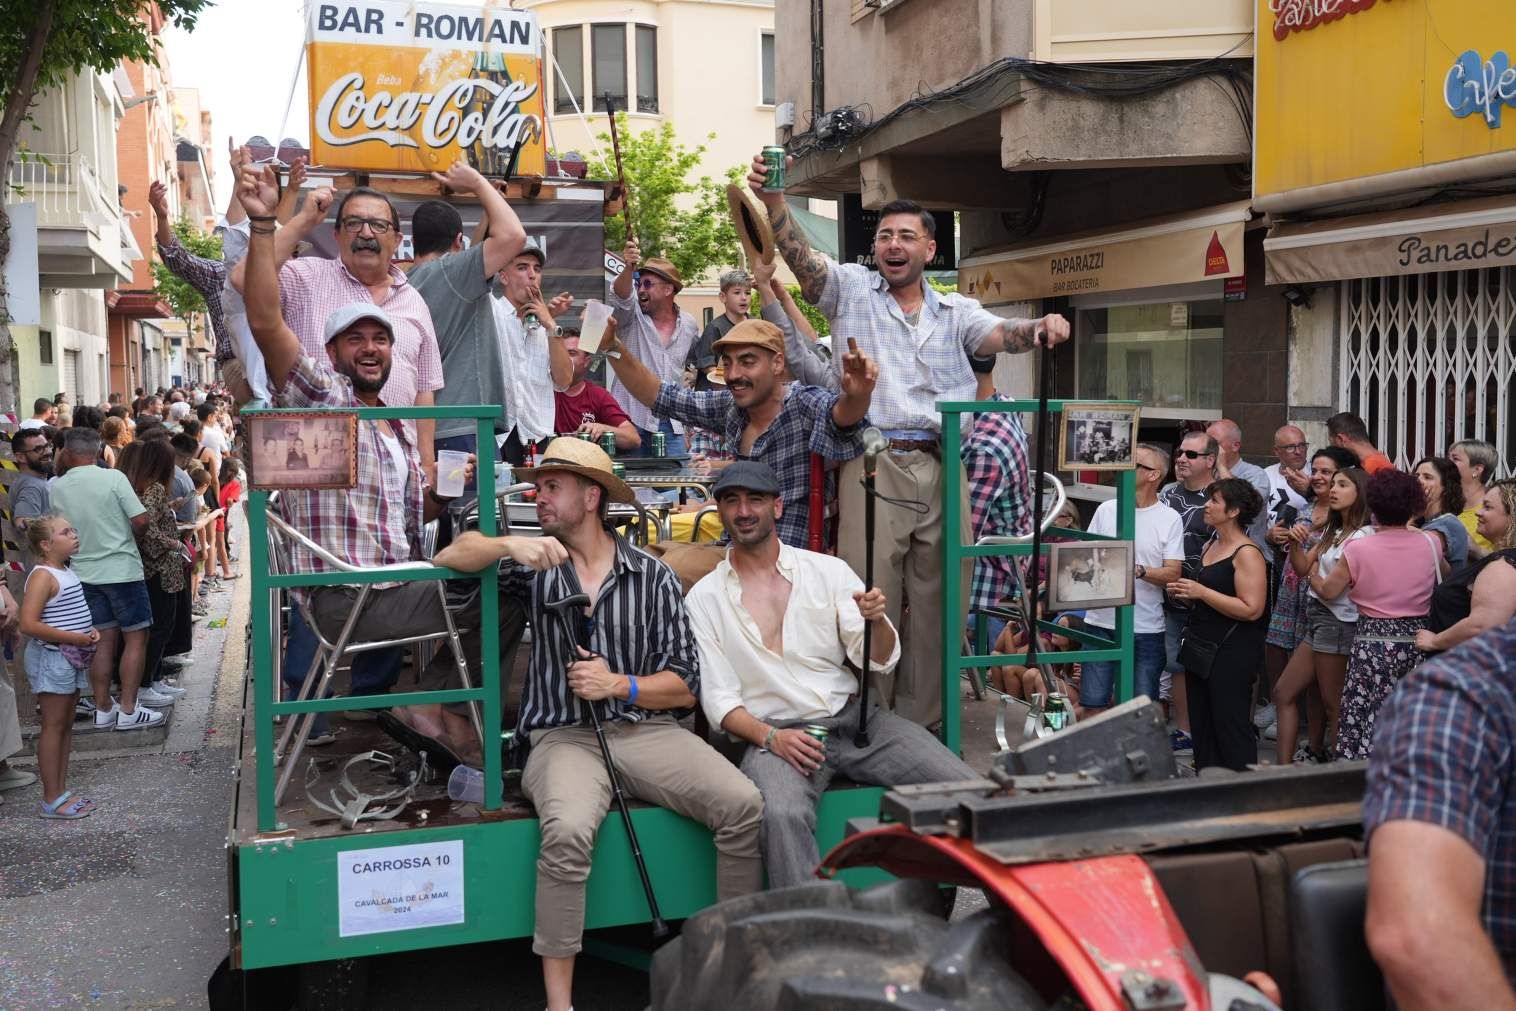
[{"xmin": 649, "ymin": 699, "xmax": 1378, "ymax": 1011}]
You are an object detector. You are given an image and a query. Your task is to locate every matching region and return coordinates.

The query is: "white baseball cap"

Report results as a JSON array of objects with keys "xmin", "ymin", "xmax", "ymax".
[
  {"xmin": 168, "ymin": 401, "xmax": 191, "ymax": 421},
  {"xmin": 323, "ymin": 303, "xmax": 395, "ymax": 345}
]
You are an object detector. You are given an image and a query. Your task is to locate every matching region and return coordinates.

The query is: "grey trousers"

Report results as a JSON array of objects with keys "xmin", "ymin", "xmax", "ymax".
[
  {"xmin": 310, "ymin": 581, "xmax": 525, "ymax": 718},
  {"xmin": 740, "ymin": 697, "xmax": 976, "ymax": 888}
]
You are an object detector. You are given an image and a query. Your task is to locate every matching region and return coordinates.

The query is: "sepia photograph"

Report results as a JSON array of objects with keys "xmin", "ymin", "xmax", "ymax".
[
  {"xmin": 248, "ymin": 412, "xmax": 358, "ymax": 491},
  {"xmin": 1058, "ymin": 404, "xmax": 1141, "ymax": 471},
  {"xmin": 1046, "ymin": 540, "xmax": 1135, "ymax": 612}
]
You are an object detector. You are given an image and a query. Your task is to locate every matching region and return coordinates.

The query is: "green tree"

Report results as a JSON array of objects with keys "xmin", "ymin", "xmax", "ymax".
[
  {"xmin": 0, "ymin": 0, "xmax": 211, "ymax": 414},
  {"xmin": 588, "ymin": 116, "xmax": 743, "ymax": 284},
  {"xmin": 151, "ymin": 217, "xmax": 220, "ymax": 321},
  {"xmin": 785, "ymin": 285, "xmax": 830, "ymax": 339}
]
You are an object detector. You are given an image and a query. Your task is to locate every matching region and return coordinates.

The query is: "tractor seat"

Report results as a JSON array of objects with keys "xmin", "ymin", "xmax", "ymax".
[{"xmin": 1289, "ymin": 858, "xmax": 1385, "ymax": 1011}]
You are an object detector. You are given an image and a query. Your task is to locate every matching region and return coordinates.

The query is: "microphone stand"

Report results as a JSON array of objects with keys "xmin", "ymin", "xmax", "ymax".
[{"xmin": 854, "ymin": 441, "xmax": 881, "ymax": 749}]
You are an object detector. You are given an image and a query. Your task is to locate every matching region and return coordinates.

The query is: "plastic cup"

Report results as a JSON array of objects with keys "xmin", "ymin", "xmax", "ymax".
[
  {"xmin": 579, "ymin": 298, "xmax": 612, "ymax": 353},
  {"xmin": 447, "ymin": 764, "xmax": 484, "ymax": 804},
  {"xmin": 436, "ymin": 449, "xmax": 470, "ymax": 498},
  {"xmin": 494, "ymin": 461, "xmax": 512, "ymax": 489}
]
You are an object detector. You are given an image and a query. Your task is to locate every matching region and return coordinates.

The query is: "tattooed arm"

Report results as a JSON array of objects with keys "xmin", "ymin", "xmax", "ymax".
[
  {"xmin": 973, "ymin": 312, "xmax": 1072, "ymax": 355},
  {"xmin": 747, "ymin": 152, "xmax": 832, "ymax": 306}
]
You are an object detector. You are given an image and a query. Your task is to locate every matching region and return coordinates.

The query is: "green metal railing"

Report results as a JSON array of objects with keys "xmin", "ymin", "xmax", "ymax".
[
  {"xmin": 940, "ymin": 399, "xmax": 1138, "ymax": 753},
  {"xmin": 245, "ymin": 405, "xmax": 502, "ymax": 832}
]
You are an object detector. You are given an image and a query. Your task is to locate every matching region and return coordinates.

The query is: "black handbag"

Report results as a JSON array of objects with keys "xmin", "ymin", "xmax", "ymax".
[{"xmin": 1177, "ymin": 623, "xmax": 1237, "ymax": 679}]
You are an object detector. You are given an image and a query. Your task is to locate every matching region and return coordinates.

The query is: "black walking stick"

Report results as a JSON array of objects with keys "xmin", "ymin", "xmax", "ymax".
[
  {"xmin": 854, "ymin": 427, "xmax": 888, "ymax": 748},
  {"xmin": 542, "ymin": 593, "xmax": 669, "ymax": 939}
]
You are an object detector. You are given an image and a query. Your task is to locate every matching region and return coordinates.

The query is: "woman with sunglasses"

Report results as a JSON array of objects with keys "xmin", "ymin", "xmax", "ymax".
[
  {"xmin": 1266, "ymin": 446, "xmax": 1357, "ymax": 762},
  {"xmin": 1280, "ymin": 467, "xmax": 1372, "ymax": 759}
]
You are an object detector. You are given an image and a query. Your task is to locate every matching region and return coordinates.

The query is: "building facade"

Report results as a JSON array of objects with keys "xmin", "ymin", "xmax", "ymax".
[
  {"xmin": 1256, "ymin": 0, "xmax": 1516, "ymax": 470},
  {"xmin": 4, "ymin": 65, "xmax": 138, "ymax": 410},
  {"xmin": 772, "ymin": 0, "xmax": 1295, "ymax": 472}
]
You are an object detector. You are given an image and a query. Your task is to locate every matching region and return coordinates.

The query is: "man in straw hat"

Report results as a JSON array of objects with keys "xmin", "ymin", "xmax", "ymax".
[
  {"xmin": 602, "ymin": 314, "xmax": 878, "ymax": 590},
  {"xmin": 435, "ymin": 437, "xmax": 763, "ymax": 1011},
  {"xmin": 746, "ymin": 150, "xmax": 1072, "ymax": 729},
  {"xmin": 237, "ymin": 161, "xmax": 551, "ymax": 764},
  {"xmin": 609, "ymin": 237, "xmax": 701, "ymax": 456}
]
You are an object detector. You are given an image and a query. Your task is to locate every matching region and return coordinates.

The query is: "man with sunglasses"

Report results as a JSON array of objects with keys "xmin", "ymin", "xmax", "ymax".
[
  {"xmin": 746, "ymin": 151, "xmax": 1071, "ymax": 729},
  {"xmin": 609, "ymin": 237, "xmax": 701, "ymax": 457},
  {"xmin": 230, "ymin": 169, "xmax": 444, "ymax": 471},
  {"xmin": 1158, "ymin": 431, "xmax": 1221, "ymax": 750}
]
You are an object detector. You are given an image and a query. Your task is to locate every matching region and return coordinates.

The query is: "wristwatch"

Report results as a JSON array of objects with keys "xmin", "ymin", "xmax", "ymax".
[
  {"xmin": 1135, "ymin": 564, "xmax": 1147, "ymax": 580},
  {"xmin": 551, "ymin": 325, "xmax": 565, "ymax": 338}
]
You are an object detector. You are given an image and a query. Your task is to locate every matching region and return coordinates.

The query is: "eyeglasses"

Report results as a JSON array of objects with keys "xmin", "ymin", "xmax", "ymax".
[
  {"xmin": 874, "ymin": 229, "xmax": 924, "ymax": 244},
  {"xmin": 1274, "ymin": 442, "xmax": 1308, "ymax": 453},
  {"xmin": 636, "ymin": 278, "xmax": 662, "ymax": 290},
  {"xmin": 1135, "ymin": 462, "xmax": 1161, "ymax": 473},
  {"xmin": 339, "ymin": 216, "xmax": 393, "ymax": 235},
  {"xmin": 1176, "ymin": 449, "xmax": 1214, "ymax": 460},
  {"xmin": 19, "ymin": 444, "xmax": 50, "ymax": 455}
]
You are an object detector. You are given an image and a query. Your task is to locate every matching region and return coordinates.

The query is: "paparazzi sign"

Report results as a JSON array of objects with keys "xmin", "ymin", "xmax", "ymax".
[
  {"xmin": 337, "ymin": 840, "xmax": 465, "ymax": 937},
  {"xmin": 305, "ymin": 1, "xmax": 546, "ymax": 176}
]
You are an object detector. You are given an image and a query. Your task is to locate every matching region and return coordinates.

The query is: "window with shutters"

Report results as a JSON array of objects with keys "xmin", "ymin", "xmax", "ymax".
[
  {"xmin": 1340, "ymin": 269, "xmax": 1515, "ymax": 471},
  {"xmin": 592, "ymin": 23, "xmax": 627, "ymax": 112},
  {"xmin": 62, "ymin": 349, "xmax": 79, "ymax": 400},
  {"xmin": 635, "ymin": 26, "xmax": 658, "ymax": 113},
  {"xmin": 552, "ymin": 26, "xmax": 583, "ymax": 114}
]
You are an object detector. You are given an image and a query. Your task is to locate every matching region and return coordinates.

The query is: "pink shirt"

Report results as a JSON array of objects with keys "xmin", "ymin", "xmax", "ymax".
[
  {"xmin": 278, "ymin": 257, "xmax": 443, "ymax": 408},
  {"xmin": 1343, "ymin": 527, "xmax": 1442, "ymax": 619}
]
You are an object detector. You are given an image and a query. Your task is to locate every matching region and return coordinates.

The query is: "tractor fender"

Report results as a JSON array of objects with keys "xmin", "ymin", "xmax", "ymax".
[{"xmin": 819, "ymin": 825, "xmax": 1211, "ymax": 1011}]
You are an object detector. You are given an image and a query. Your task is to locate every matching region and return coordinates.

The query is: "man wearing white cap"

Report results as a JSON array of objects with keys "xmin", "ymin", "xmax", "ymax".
[{"xmin": 237, "ymin": 162, "xmax": 553, "ymax": 765}]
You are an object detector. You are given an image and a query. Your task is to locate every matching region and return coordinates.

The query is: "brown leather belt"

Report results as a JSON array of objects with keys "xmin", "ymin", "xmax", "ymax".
[{"xmin": 887, "ymin": 438, "xmax": 939, "ymax": 454}]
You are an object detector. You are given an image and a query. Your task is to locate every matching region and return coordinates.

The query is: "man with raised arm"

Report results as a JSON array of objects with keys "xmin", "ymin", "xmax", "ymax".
[
  {"xmin": 607, "ymin": 237, "xmax": 702, "ymax": 456},
  {"xmin": 746, "ymin": 151, "xmax": 1071, "ymax": 728},
  {"xmin": 688, "ymin": 461, "xmax": 976, "ymax": 887},
  {"xmin": 235, "ymin": 162, "xmax": 543, "ymax": 767}
]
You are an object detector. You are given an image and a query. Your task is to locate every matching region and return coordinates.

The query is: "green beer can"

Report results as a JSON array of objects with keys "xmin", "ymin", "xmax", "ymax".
[
  {"xmin": 801, "ymin": 724, "xmax": 829, "ymax": 746},
  {"xmin": 611, "ymin": 463, "xmax": 627, "ymax": 480},
  {"xmin": 761, "ymin": 145, "xmax": 787, "ymax": 192},
  {"xmin": 599, "ymin": 432, "xmax": 616, "ymax": 457},
  {"xmin": 651, "ymin": 432, "xmax": 667, "ymax": 457}
]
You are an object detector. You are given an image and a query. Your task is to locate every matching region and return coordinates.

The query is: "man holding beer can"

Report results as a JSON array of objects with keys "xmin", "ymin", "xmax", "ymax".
[{"xmin": 687, "ymin": 461, "xmax": 977, "ymax": 887}]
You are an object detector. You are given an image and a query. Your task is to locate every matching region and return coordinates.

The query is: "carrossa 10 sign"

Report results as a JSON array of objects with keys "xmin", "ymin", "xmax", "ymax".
[{"xmin": 305, "ymin": 1, "xmax": 547, "ymax": 176}]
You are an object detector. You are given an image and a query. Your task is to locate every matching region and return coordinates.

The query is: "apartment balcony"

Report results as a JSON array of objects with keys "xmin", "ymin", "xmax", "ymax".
[{"xmin": 6, "ymin": 152, "xmax": 137, "ymax": 289}]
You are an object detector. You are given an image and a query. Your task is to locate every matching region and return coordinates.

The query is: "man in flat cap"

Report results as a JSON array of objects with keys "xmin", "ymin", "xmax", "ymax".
[{"xmin": 687, "ymin": 460, "xmax": 977, "ymax": 887}]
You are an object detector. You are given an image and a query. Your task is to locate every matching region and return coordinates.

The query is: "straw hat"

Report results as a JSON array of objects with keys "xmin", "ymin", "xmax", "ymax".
[
  {"xmin": 516, "ymin": 436, "xmax": 635, "ymax": 504},
  {"xmin": 726, "ymin": 183, "xmax": 775, "ymax": 265}
]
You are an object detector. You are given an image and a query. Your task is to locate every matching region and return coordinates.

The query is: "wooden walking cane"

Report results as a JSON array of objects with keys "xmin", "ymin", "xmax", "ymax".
[{"xmin": 605, "ymin": 93, "xmax": 634, "ymax": 244}]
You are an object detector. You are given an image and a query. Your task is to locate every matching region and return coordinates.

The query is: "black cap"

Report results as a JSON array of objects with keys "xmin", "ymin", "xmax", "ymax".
[{"xmin": 711, "ymin": 460, "xmax": 782, "ymax": 498}]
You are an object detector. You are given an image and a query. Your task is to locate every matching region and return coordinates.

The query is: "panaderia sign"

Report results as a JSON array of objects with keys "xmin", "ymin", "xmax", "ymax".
[{"xmin": 305, "ymin": 1, "xmax": 547, "ymax": 176}]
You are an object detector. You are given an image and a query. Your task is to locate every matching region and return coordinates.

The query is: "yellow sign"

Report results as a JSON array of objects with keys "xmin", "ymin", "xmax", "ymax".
[
  {"xmin": 306, "ymin": 1, "xmax": 546, "ymax": 176},
  {"xmin": 958, "ymin": 203, "xmax": 1249, "ymax": 305},
  {"xmin": 1255, "ymin": 0, "xmax": 1516, "ymax": 201}
]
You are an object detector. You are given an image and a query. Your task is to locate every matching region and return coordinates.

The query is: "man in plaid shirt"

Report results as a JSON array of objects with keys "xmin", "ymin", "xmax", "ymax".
[
  {"xmin": 237, "ymin": 163, "xmax": 551, "ymax": 766},
  {"xmin": 1364, "ymin": 619, "xmax": 1516, "ymax": 1005},
  {"xmin": 961, "ymin": 355, "xmax": 1032, "ymax": 626},
  {"xmin": 149, "ymin": 180, "xmax": 232, "ymax": 363}
]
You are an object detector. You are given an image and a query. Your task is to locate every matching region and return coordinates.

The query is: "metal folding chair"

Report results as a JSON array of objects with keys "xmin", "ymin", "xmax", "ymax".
[{"xmin": 265, "ymin": 510, "xmax": 482, "ymax": 805}]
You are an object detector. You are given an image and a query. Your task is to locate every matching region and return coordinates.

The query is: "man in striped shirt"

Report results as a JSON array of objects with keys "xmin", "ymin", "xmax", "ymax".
[{"xmin": 436, "ymin": 437, "xmax": 763, "ymax": 1011}]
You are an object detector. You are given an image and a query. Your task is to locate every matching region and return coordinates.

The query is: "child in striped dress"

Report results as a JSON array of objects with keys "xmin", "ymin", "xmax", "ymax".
[{"xmin": 18, "ymin": 514, "xmax": 100, "ymax": 819}]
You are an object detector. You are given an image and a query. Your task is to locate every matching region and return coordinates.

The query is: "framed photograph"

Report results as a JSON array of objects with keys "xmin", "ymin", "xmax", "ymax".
[
  {"xmin": 248, "ymin": 412, "xmax": 358, "ymax": 491},
  {"xmin": 1047, "ymin": 540, "xmax": 1135, "ymax": 612},
  {"xmin": 1058, "ymin": 404, "xmax": 1141, "ymax": 471}
]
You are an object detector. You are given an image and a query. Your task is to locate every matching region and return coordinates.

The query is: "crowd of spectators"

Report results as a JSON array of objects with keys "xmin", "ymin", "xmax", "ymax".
[{"xmin": 0, "ymin": 384, "xmax": 241, "ymax": 818}]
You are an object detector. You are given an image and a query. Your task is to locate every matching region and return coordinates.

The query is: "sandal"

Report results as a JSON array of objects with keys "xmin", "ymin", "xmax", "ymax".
[
  {"xmin": 40, "ymin": 792, "xmax": 95, "ymax": 820},
  {"xmin": 376, "ymin": 711, "xmax": 463, "ymax": 773}
]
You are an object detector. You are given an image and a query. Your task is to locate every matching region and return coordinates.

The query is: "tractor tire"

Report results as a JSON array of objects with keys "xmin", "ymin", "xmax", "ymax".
[
  {"xmin": 651, "ymin": 879, "xmax": 1046, "ymax": 1011},
  {"xmin": 294, "ymin": 956, "xmax": 370, "ymax": 1011}
]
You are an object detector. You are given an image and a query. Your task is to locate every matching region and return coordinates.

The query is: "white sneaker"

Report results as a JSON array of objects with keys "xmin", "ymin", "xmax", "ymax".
[
  {"xmin": 1264, "ymin": 721, "xmax": 1278, "ymax": 741},
  {"xmin": 136, "ymin": 687, "xmax": 178, "ymax": 708},
  {"xmin": 1253, "ymin": 703, "xmax": 1277, "ymax": 729},
  {"xmin": 150, "ymin": 682, "xmax": 187, "ymax": 698},
  {"xmin": 93, "ymin": 702, "xmax": 119, "ymax": 729},
  {"xmin": 114, "ymin": 706, "xmax": 166, "ymax": 731}
]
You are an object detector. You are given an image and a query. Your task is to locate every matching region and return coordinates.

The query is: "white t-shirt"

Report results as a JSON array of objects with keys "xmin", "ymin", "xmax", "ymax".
[
  {"xmin": 201, "ymin": 425, "xmax": 230, "ymax": 456},
  {"xmin": 1084, "ymin": 499, "xmax": 1185, "ymax": 633},
  {"xmin": 18, "ymin": 418, "xmax": 45, "ymax": 430},
  {"xmin": 1307, "ymin": 525, "xmax": 1371, "ymax": 622},
  {"xmin": 1264, "ymin": 462, "xmax": 1309, "ymax": 526}
]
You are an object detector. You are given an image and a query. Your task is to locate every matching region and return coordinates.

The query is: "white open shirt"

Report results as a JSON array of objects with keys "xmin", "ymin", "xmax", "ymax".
[{"xmin": 687, "ymin": 543, "xmax": 901, "ymax": 728}]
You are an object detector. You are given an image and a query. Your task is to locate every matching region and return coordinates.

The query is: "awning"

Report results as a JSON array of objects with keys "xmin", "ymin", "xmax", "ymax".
[
  {"xmin": 958, "ymin": 201, "xmax": 1250, "ymax": 306},
  {"xmin": 1264, "ymin": 195, "xmax": 1516, "ymax": 285}
]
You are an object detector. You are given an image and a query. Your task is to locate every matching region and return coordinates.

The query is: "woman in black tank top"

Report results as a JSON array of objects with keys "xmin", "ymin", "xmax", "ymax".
[{"xmin": 1166, "ymin": 478, "xmax": 1269, "ymax": 771}]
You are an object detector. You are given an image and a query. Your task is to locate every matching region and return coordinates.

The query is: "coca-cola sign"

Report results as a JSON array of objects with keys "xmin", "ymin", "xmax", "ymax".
[
  {"xmin": 1270, "ymin": 0, "xmax": 1385, "ymax": 42},
  {"xmin": 305, "ymin": 2, "xmax": 547, "ymax": 176}
]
